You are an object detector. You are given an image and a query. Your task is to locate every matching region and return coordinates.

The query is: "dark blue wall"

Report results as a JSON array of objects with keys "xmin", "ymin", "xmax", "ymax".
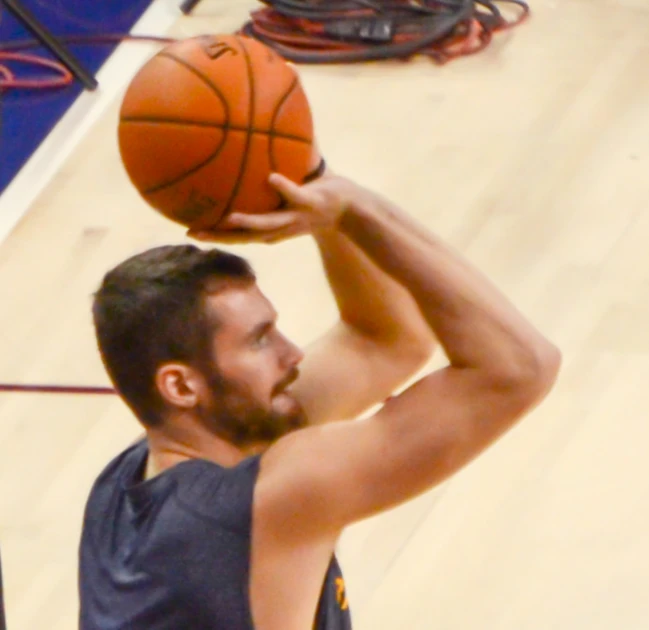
[{"xmin": 0, "ymin": 0, "xmax": 155, "ymax": 194}]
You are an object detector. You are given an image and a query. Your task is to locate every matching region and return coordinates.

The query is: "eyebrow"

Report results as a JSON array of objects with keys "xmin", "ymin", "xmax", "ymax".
[{"xmin": 246, "ymin": 319, "xmax": 275, "ymax": 341}]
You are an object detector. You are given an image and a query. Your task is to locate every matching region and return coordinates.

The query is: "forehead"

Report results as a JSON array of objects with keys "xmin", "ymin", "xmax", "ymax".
[{"xmin": 205, "ymin": 283, "xmax": 276, "ymax": 337}]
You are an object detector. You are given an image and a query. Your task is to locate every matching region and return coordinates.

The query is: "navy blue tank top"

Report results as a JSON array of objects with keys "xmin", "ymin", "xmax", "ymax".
[{"xmin": 78, "ymin": 439, "xmax": 352, "ymax": 630}]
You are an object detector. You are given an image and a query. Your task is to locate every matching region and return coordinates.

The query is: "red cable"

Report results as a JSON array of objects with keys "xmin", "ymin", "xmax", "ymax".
[
  {"xmin": 240, "ymin": 0, "xmax": 530, "ymax": 64},
  {"xmin": 0, "ymin": 50, "xmax": 73, "ymax": 89},
  {"xmin": 0, "ymin": 3, "xmax": 529, "ymax": 91},
  {"xmin": 0, "ymin": 63, "xmax": 14, "ymax": 82},
  {"xmin": 0, "ymin": 34, "xmax": 175, "ymax": 92}
]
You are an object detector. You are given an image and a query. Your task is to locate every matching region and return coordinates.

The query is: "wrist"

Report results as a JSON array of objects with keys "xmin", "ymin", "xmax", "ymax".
[
  {"xmin": 339, "ymin": 191, "xmax": 379, "ymax": 230},
  {"xmin": 311, "ymin": 224, "xmax": 339, "ymax": 244}
]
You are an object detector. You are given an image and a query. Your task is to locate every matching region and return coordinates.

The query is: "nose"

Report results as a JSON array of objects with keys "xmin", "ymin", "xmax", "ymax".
[{"xmin": 280, "ymin": 333, "xmax": 304, "ymax": 369}]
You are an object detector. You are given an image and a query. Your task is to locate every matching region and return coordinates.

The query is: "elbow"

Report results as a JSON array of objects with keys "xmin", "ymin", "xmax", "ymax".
[
  {"xmin": 531, "ymin": 341, "xmax": 562, "ymax": 387},
  {"xmin": 540, "ymin": 341, "xmax": 562, "ymax": 376},
  {"xmin": 505, "ymin": 341, "xmax": 562, "ymax": 405},
  {"xmin": 535, "ymin": 342, "xmax": 562, "ymax": 397}
]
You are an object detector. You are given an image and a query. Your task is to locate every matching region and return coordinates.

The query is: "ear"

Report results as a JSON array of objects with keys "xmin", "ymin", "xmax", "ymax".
[{"xmin": 155, "ymin": 362, "xmax": 204, "ymax": 409}]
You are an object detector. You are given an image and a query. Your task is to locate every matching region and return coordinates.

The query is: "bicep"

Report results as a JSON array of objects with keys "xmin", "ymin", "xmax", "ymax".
[
  {"xmin": 291, "ymin": 321, "xmax": 431, "ymax": 426},
  {"xmin": 259, "ymin": 366, "xmax": 545, "ymax": 536}
]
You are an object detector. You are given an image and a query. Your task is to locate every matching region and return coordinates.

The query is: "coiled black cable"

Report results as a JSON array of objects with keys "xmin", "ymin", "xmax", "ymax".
[{"xmin": 238, "ymin": 0, "xmax": 530, "ymax": 64}]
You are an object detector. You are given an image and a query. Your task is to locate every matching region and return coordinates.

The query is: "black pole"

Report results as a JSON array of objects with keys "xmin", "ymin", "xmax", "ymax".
[
  {"xmin": 180, "ymin": 0, "xmax": 203, "ymax": 15},
  {"xmin": 3, "ymin": 0, "xmax": 98, "ymax": 90}
]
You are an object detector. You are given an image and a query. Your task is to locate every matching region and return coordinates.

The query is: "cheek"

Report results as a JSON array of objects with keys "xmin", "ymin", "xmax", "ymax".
[{"xmin": 220, "ymin": 351, "xmax": 280, "ymax": 401}]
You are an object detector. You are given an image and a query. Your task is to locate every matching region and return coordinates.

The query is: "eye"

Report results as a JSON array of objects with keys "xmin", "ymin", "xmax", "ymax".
[
  {"xmin": 249, "ymin": 321, "xmax": 277, "ymax": 348},
  {"xmin": 255, "ymin": 328, "xmax": 272, "ymax": 347}
]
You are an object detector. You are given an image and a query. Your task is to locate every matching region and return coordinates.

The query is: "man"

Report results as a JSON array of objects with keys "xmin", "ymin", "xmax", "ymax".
[{"xmin": 79, "ymin": 169, "xmax": 561, "ymax": 630}]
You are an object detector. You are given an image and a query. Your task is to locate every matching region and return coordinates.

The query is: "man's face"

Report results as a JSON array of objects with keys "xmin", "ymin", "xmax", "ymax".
[{"xmin": 197, "ymin": 282, "xmax": 307, "ymax": 448}]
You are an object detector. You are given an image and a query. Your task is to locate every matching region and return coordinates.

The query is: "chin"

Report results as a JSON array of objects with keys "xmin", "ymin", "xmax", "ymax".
[
  {"xmin": 273, "ymin": 391, "xmax": 299, "ymax": 414},
  {"xmin": 274, "ymin": 394, "xmax": 308, "ymax": 430}
]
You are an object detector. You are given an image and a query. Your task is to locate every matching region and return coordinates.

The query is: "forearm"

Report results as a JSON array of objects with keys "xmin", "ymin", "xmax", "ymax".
[
  {"xmin": 312, "ymin": 227, "xmax": 434, "ymax": 349},
  {"xmin": 338, "ymin": 188, "xmax": 557, "ymax": 375}
]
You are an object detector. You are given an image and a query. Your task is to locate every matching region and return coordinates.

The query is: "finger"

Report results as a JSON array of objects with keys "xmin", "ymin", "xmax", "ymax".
[
  {"xmin": 188, "ymin": 213, "xmax": 308, "ymax": 242},
  {"xmin": 187, "ymin": 229, "xmax": 263, "ymax": 244},
  {"xmin": 188, "ymin": 212, "xmax": 301, "ymax": 242},
  {"xmin": 260, "ymin": 222, "xmax": 310, "ymax": 244},
  {"xmin": 222, "ymin": 210, "xmax": 303, "ymax": 232},
  {"xmin": 268, "ymin": 172, "xmax": 313, "ymax": 207},
  {"xmin": 189, "ymin": 223, "xmax": 308, "ymax": 245}
]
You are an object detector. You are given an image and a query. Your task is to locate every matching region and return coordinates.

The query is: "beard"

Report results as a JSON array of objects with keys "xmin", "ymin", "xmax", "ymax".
[{"xmin": 197, "ymin": 367, "xmax": 307, "ymax": 449}]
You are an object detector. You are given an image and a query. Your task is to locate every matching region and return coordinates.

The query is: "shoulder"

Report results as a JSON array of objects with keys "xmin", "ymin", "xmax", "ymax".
[
  {"xmin": 84, "ymin": 438, "xmax": 148, "ymax": 507},
  {"xmin": 171, "ymin": 455, "xmax": 262, "ymax": 534},
  {"xmin": 82, "ymin": 446, "xmax": 263, "ymax": 552}
]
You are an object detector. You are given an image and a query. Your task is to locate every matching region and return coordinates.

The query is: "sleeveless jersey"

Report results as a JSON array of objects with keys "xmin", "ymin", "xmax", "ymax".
[{"xmin": 78, "ymin": 439, "xmax": 352, "ymax": 630}]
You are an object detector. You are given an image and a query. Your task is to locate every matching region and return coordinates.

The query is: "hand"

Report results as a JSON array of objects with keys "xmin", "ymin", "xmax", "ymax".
[{"xmin": 187, "ymin": 170, "xmax": 360, "ymax": 245}]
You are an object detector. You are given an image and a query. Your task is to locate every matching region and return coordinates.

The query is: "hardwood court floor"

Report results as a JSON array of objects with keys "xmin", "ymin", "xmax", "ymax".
[{"xmin": 0, "ymin": 0, "xmax": 648, "ymax": 628}]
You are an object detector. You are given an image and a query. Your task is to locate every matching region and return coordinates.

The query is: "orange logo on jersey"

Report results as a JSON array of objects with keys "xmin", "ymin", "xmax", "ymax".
[{"xmin": 335, "ymin": 577, "xmax": 349, "ymax": 611}]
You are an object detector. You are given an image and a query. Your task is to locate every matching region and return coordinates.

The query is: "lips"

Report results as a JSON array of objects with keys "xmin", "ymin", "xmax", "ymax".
[{"xmin": 273, "ymin": 368, "xmax": 299, "ymax": 396}]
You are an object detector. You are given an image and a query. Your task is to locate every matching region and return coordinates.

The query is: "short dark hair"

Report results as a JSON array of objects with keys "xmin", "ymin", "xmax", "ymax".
[{"xmin": 92, "ymin": 244, "xmax": 255, "ymax": 426}]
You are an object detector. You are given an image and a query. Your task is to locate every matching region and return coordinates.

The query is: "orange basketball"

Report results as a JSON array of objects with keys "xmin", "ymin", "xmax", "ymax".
[{"xmin": 117, "ymin": 34, "xmax": 320, "ymax": 230}]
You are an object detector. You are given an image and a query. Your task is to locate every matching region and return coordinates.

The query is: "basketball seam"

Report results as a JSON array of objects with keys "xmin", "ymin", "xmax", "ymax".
[
  {"xmin": 269, "ymin": 76, "xmax": 300, "ymax": 172},
  {"xmin": 141, "ymin": 52, "xmax": 233, "ymax": 196},
  {"xmin": 219, "ymin": 36, "xmax": 256, "ymax": 221},
  {"xmin": 121, "ymin": 117, "xmax": 311, "ymax": 144},
  {"xmin": 157, "ymin": 52, "xmax": 231, "ymax": 107}
]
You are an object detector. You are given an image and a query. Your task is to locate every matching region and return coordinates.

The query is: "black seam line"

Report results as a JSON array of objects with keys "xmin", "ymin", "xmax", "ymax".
[
  {"xmin": 157, "ymin": 51, "xmax": 230, "ymax": 109},
  {"xmin": 268, "ymin": 75, "xmax": 300, "ymax": 172},
  {"xmin": 121, "ymin": 117, "xmax": 311, "ymax": 144},
  {"xmin": 143, "ymin": 52, "xmax": 231, "ymax": 196},
  {"xmin": 219, "ymin": 35, "xmax": 255, "ymax": 220}
]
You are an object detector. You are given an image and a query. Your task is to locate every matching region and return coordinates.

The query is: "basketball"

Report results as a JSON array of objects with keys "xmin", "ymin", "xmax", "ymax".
[{"xmin": 117, "ymin": 34, "xmax": 320, "ymax": 230}]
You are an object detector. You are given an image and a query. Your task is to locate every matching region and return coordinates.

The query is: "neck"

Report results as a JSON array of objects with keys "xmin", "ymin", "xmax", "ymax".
[{"xmin": 143, "ymin": 417, "xmax": 267, "ymax": 480}]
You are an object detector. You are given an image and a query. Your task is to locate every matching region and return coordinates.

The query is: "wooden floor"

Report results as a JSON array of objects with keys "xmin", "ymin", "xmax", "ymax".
[{"xmin": 2, "ymin": 0, "xmax": 649, "ymax": 628}]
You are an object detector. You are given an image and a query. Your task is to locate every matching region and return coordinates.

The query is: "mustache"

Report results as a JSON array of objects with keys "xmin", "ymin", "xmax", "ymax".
[{"xmin": 273, "ymin": 367, "xmax": 300, "ymax": 395}]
